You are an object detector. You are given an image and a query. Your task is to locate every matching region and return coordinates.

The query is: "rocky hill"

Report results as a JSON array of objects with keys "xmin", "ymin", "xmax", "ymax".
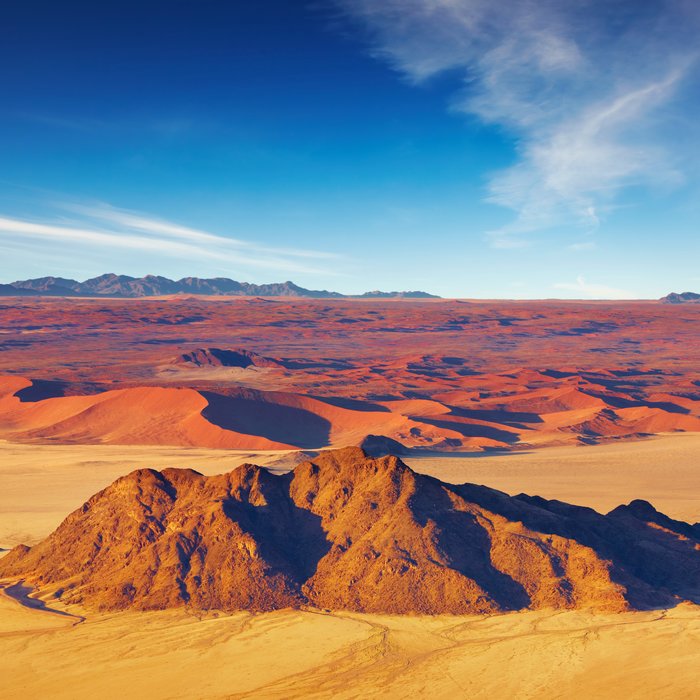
[
  {"xmin": 660, "ymin": 291, "xmax": 700, "ymax": 304},
  {"xmin": 4, "ymin": 274, "xmax": 438, "ymax": 299},
  {"xmin": 1, "ymin": 448, "xmax": 698, "ymax": 614},
  {"xmin": 173, "ymin": 347, "xmax": 285, "ymax": 369}
]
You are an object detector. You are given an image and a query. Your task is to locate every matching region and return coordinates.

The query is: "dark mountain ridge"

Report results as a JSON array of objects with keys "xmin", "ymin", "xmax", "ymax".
[
  {"xmin": 4, "ymin": 274, "xmax": 439, "ymax": 299},
  {"xmin": 660, "ymin": 291, "xmax": 700, "ymax": 304}
]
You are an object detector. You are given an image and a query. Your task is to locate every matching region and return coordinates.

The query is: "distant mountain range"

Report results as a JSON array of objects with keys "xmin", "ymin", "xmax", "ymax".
[
  {"xmin": 660, "ymin": 291, "xmax": 700, "ymax": 304},
  {"xmin": 1, "ymin": 274, "xmax": 439, "ymax": 299}
]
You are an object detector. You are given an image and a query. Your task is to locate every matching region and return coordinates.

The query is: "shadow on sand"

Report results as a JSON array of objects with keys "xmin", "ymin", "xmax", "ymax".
[{"xmin": 3, "ymin": 581, "xmax": 84, "ymax": 621}]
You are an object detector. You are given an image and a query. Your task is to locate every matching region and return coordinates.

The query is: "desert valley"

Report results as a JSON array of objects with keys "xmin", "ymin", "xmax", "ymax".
[{"xmin": 1, "ymin": 293, "xmax": 699, "ymax": 698}]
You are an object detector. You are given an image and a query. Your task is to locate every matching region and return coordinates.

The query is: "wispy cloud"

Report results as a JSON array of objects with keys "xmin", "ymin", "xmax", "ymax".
[
  {"xmin": 554, "ymin": 275, "xmax": 636, "ymax": 300},
  {"xmin": 568, "ymin": 241, "xmax": 597, "ymax": 252},
  {"xmin": 334, "ymin": 0, "xmax": 699, "ymax": 247},
  {"xmin": 12, "ymin": 112, "xmax": 203, "ymax": 139},
  {"xmin": 0, "ymin": 203, "xmax": 339, "ymax": 276}
]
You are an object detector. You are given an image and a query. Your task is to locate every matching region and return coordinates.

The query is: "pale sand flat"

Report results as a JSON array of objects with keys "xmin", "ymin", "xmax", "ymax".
[
  {"xmin": 0, "ymin": 584, "xmax": 77, "ymax": 635},
  {"xmin": 2, "ymin": 437, "xmax": 700, "ymax": 699},
  {"xmin": 0, "ymin": 588, "xmax": 698, "ymax": 700}
]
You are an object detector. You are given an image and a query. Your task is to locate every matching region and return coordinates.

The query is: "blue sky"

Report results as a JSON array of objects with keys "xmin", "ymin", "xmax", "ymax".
[{"xmin": 0, "ymin": 0, "xmax": 698, "ymax": 298}]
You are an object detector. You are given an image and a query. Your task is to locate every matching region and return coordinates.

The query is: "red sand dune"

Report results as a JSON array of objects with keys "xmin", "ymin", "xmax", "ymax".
[
  {"xmin": 2, "ymin": 369, "xmax": 699, "ymax": 451},
  {"xmin": 0, "ymin": 297, "xmax": 698, "ymax": 451}
]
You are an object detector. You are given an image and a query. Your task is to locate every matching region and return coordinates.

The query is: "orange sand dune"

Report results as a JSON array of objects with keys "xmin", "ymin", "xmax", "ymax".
[
  {"xmin": 0, "ymin": 376, "xmax": 432, "ymax": 450},
  {"xmin": 1, "ymin": 298, "xmax": 699, "ymax": 451},
  {"xmin": 2, "ymin": 372, "xmax": 699, "ymax": 451},
  {"xmin": 0, "ymin": 376, "xmax": 498, "ymax": 450},
  {"xmin": 0, "ymin": 377, "xmax": 294, "ymax": 449}
]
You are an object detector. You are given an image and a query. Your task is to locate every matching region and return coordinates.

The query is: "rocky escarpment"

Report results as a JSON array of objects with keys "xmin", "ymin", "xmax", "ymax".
[
  {"xmin": 173, "ymin": 347, "xmax": 284, "ymax": 369},
  {"xmin": 1, "ymin": 448, "xmax": 698, "ymax": 614},
  {"xmin": 660, "ymin": 291, "xmax": 700, "ymax": 304}
]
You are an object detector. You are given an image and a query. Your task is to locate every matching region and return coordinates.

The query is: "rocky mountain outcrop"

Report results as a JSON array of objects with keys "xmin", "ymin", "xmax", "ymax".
[
  {"xmin": 358, "ymin": 290, "xmax": 438, "ymax": 299},
  {"xmin": 2, "ymin": 448, "xmax": 698, "ymax": 614},
  {"xmin": 0, "ymin": 283, "xmax": 40, "ymax": 296},
  {"xmin": 3, "ymin": 274, "xmax": 439, "ymax": 299},
  {"xmin": 660, "ymin": 291, "xmax": 700, "ymax": 304},
  {"xmin": 173, "ymin": 347, "xmax": 284, "ymax": 369}
]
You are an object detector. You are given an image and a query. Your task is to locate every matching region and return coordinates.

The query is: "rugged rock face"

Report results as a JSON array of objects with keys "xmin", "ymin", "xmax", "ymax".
[
  {"xmin": 1, "ymin": 448, "xmax": 698, "ymax": 614},
  {"xmin": 173, "ymin": 347, "xmax": 284, "ymax": 369},
  {"xmin": 358, "ymin": 434, "xmax": 410, "ymax": 457},
  {"xmin": 660, "ymin": 291, "xmax": 700, "ymax": 304}
]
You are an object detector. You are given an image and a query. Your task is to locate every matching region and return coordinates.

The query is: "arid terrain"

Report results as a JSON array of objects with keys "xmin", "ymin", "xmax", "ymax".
[
  {"xmin": 1, "ymin": 446, "xmax": 700, "ymax": 699},
  {"xmin": 2, "ymin": 297, "xmax": 700, "ymax": 699},
  {"xmin": 4, "ymin": 447, "xmax": 699, "ymax": 613},
  {"xmin": 2, "ymin": 591, "xmax": 699, "ymax": 700},
  {"xmin": 1, "ymin": 297, "xmax": 699, "ymax": 452},
  {"xmin": 6, "ymin": 0, "xmax": 700, "ymax": 695}
]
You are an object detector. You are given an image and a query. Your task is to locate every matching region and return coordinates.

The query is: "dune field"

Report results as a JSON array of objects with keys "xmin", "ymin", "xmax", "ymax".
[{"xmin": 1, "ymin": 298, "xmax": 699, "ymax": 452}]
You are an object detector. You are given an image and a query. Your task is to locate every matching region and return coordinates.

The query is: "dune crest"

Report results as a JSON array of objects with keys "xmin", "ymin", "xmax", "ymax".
[{"xmin": 2, "ymin": 371, "xmax": 700, "ymax": 452}]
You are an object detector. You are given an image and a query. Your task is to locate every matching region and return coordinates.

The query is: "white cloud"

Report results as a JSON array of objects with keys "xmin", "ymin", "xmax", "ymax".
[
  {"xmin": 61, "ymin": 203, "xmax": 338, "ymax": 260},
  {"xmin": 335, "ymin": 0, "xmax": 699, "ymax": 247},
  {"xmin": 554, "ymin": 275, "xmax": 636, "ymax": 300},
  {"xmin": 568, "ymin": 241, "xmax": 597, "ymax": 251},
  {"xmin": 0, "ymin": 203, "xmax": 340, "ymax": 276},
  {"xmin": 489, "ymin": 234, "xmax": 531, "ymax": 250}
]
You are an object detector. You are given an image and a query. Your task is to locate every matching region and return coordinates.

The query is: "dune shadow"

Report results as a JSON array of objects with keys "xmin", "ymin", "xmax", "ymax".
[
  {"xmin": 139, "ymin": 337, "xmax": 188, "ymax": 345},
  {"xmin": 278, "ymin": 358, "xmax": 354, "ymax": 371},
  {"xmin": 14, "ymin": 380, "xmax": 69, "ymax": 402},
  {"xmin": 139, "ymin": 315, "xmax": 206, "ymax": 325},
  {"xmin": 408, "ymin": 448, "xmax": 534, "ymax": 459},
  {"xmin": 414, "ymin": 417, "xmax": 521, "ymax": 444},
  {"xmin": 449, "ymin": 406, "xmax": 544, "ymax": 425},
  {"xmin": 310, "ymin": 395, "xmax": 391, "ymax": 413},
  {"xmin": 586, "ymin": 392, "xmax": 691, "ymax": 414},
  {"xmin": 201, "ymin": 391, "xmax": 331, "ymax": 448},
  {"xmin": 14, "ymin": 379, "xmax": 102, "ymax": 402}
]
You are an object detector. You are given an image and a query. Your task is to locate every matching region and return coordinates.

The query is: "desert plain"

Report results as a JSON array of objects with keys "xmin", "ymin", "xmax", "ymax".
[{"xmin": 1, "ymin": 296, "xmax": 700, "ymax": 699}]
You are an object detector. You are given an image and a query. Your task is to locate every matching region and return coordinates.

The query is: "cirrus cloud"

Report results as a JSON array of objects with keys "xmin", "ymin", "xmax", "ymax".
[
  {"xmin": 554, "ymin": 275, "xmax": 636, "ymax": 300},
  {"xmin": 333, "ymin": 0, "xmax": 700, "ymax": 247},
  {"xmin": 0, "ymin": 202, "xmax": 340, "ymax": 278}
]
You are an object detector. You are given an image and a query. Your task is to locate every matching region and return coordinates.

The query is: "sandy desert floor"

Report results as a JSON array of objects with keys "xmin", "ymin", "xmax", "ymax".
[
  {"xmin": 1, "ymin": 434, "xmax": 698, "ymax": 550},
  {"xmin": 1, "ymin": 583, "xmax": 699, "ymax": 700},
  {"xmin": 2, "ymin": 435, "xmax": 699, "ymax": 699}
]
